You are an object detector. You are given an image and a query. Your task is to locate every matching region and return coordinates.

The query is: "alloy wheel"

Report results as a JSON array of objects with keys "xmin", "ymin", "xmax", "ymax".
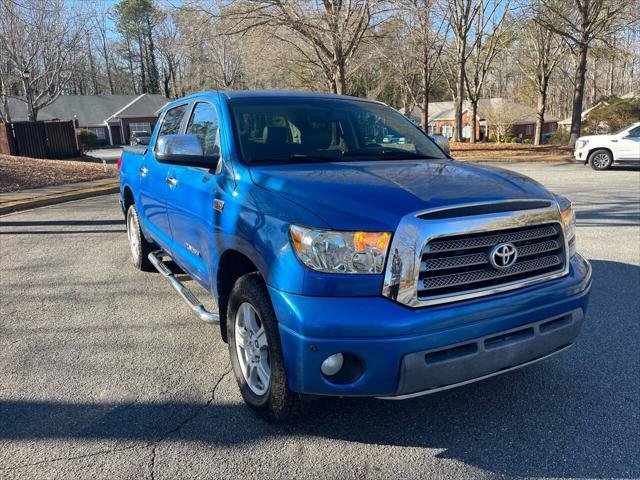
[{"xmin": 234, "ymin": 302, "xmax": 271, "ymax": 396}]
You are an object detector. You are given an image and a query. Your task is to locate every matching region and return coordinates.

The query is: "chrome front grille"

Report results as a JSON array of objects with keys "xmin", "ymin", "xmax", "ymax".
[{"xmin": 418, "ymin": 223, "xmax": 566, "ymax": 299}]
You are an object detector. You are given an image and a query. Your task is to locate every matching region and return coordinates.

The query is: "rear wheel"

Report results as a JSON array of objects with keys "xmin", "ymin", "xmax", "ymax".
[
  {"xmin": 227, "ymin": 273, "xmax": 298, "ymax": 422},
  {"xmin": 126, "ymin": 205, "xmax": 154, "ymax": 271},
  {"xmin": 589, "ymin": 149, "xmax": 613, "ymax": 170}
]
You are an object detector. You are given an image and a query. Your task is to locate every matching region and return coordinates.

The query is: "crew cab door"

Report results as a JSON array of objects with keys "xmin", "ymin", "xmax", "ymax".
[
  {"xmin": 138, "ymin": 103, "xmax": 190, "ymax": 248},
  {"xmin": 163, "ymin": 100, "xmax": 229, "ymax": 288},
  {"xmin": 616, "ymin": 125, "xmax": 640, "ymax": 160}
]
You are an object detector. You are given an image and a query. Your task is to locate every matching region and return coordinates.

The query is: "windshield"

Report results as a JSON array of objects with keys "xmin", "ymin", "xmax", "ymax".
[{"xmin": 229, "ymin": 97, "xmax": 448, "ymax": 164}]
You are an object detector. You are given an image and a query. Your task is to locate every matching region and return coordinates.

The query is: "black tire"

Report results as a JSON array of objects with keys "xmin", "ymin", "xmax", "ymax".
[
  {"xmin": 588, "ymin": 149, "xmax": 613, "ymax": 170},
  {"xmin": 227, "ymin": 272, "xmax": 299, "ymax": 422},
  {"xmin": 125, "ymin": 204, "xmax": 155, "ymax": 271}
]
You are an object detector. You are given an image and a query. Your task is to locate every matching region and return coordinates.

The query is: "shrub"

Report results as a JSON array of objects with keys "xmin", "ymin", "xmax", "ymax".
[
  {"xmin": 548, "ymin": 129, "xmax": 571, "ymax": 145},
  {"xmin": 583, "ymin": 96, "xmax": 640, "ymax": 133},
  {"xmin": 80, "ymin": 129, "xmax": 100, "ymax": 150}
]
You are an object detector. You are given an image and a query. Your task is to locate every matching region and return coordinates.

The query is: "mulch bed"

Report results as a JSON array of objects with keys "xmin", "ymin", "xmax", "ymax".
[
  {"xmin": 450, "ymin": 142, "xmax": 573, "ymax": 162},
  {"xmin": 0, "ymin": 154, "xmax": 117, "ymax": 193}
]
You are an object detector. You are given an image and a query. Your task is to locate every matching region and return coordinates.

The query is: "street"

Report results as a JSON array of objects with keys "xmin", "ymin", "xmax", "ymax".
[{"xmin": 1, "ymin": 161, "xmax": 639, "ymax": 479}]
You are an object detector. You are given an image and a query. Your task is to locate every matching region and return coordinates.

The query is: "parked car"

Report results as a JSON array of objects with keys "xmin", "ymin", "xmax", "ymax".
[
  {"xmin": 574, "ymin": 122, "xmax": 640, "ymax": 170},
  {"xmin": 119, "ymin": 91, "xmax": 592, "ymax": 422},
  {"xmin": 130, "ymin": 130, "xmax": 151, "ymax": 145}
]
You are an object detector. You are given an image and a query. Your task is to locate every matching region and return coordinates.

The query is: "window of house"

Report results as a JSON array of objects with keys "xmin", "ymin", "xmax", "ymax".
[
  {"xmin": 462, "ymin": 125, "xmax": 472, "ymax": 139},
  {"xmin": 526, "ymin": 124, "xmax": 534, "ymax": 135},
  {"xmin": 129, "ymin": 122, "xmax": 151, "ymax": 134},
  {"xmin": 88, "ymin": 127, "xmax": 105, "ymax": 140},
  {"xmin": 186, "ymin": 102, "xmax": 220, "ymax": 156}
]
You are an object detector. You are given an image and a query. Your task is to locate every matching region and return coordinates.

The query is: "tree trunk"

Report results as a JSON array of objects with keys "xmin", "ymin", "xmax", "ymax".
[
  {"xmin": 138, "ymin": 34, "xmax": 147, "ymax": 94},
  {"xmin": 534, "ymin": 80, "xmax": 548, "ymax": 146},
  {"xmin": 87, "ymin": 35, "xmax": 100, "ymax": 94},
  {"xmin": 454, "ymin": 62, "xmax": 465, "ymax": 142},
  {"xmin": 469, "ymin": 99, "xmax": 478, "ymax": 144},
  {"xmin": 0, "ymin": 75, "xmax": 11, "ymax": 123},
  {"xmin": 125, "ymin": 37, "xmax": 137, "ymax": 94},
  {"xmin": 569, "ymin": 42, "xmax": 588, "ymax": 147},
  {"xmin": 101, "ymin": 37, "xmax": 114, "ymax": 95},
  {"xmin": 146, "ymin": 17, "xmax": 159, "ymax": 94},
  {"xmin": 332, "ymin": 61, "xmax": 346, "ymax": 95},
  {"xmin": 421, "ymin": 59, "xmax": 430, "ymax": 132},
  {"xmin": 22, "ymin": 78, "xmax": 36, "ymax": 121}
]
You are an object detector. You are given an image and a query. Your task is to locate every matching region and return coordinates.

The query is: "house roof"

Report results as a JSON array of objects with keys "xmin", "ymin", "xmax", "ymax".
[
  {"xmin": 1, "ymin": 94, "xmax": 168, "ymax": 125},
  {"xmin": 405, "ymin": 98, "xmax": 559, "ymax": 125}
]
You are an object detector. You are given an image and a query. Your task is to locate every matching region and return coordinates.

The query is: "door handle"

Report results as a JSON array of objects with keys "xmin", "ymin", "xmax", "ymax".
[
  {"xmin": 165, "ymin": 176, "xmax": 178, "ymax": 187},
  {"xmin": 139, "ymin": 166, "xmax": 148, "ymax": 176}
]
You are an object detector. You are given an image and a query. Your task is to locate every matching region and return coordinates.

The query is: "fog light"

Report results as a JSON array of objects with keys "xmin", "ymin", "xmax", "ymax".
[{"xmin": 320, "ymin": 353, "xmax": 344, "ymax": 376}]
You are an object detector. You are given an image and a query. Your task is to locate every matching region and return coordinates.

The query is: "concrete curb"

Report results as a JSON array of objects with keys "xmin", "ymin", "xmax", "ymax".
[{"xmin": 0, "ymin": 182, "xmax": 119, "ymax": 215}]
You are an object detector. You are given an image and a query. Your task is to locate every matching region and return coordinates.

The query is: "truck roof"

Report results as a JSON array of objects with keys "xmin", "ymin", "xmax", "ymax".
[{"xmin": 175, "ymin": 89, "xmax": 385, "ymax": 105}]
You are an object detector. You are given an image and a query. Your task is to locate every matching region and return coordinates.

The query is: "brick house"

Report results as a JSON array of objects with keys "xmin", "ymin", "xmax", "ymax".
[
  {"xmin": 405, "ymin": 98, "xmax": 559, "ymax": 141},
  {"xmin": 1, "ymin": 94, "xmax": 168, "ymax": 145}
]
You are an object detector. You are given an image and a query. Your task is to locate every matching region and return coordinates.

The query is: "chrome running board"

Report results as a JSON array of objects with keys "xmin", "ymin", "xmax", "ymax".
[{"xmin": 148, "ymin": 250, "xmax": 220, "ymax": 324}]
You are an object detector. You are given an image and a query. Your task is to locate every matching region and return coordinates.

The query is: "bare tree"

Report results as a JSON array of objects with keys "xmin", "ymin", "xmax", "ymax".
[
  {"xmin": 0, "ymin": 0, "xmax": 87, "ymax": 121},
  {"xmin": 217, "ymin": 0, "xmax": 377, "ymax": 94},
  {"xmin": 483, "ymin": 98, "xmax": 525, "ymax": 142},
  {"xmin": 93, "ymin": 4, "xmax": 116, "ymax": 95},
  {"xmin": 442, "ymin": 0, "xmax": 483, "ymax": 142},
  {"xmin": 391, "ymin": 0, "xmax": 448, "ymax": 131},
  {"xmin": 533, "ymin": 0, "xmax": 636, "ymax": 147},
  {"xmin": 516, "ymin": 8, "xmax": 567, "ymax": 145},
  {"xmin": 464, "ymin": 0, "xmax": 512, "ymax": 143}
]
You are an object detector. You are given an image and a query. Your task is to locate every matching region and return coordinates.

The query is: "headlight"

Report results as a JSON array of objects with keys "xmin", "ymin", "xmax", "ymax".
[
  {"xmin": 576, "ymin": 139, "xmax": 588, "ymax": 149},
  {"xmin": 289, "ymin": 225, "xmax": 391, "ymax": 274},
  {"xmin": 555, "ymin": 194, "xmax": 576, "ymax": 256}
]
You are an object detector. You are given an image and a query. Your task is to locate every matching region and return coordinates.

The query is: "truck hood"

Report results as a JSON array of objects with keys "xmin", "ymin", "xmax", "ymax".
[{"xmin": 249, "ymin": 159, "xmax": 555, "ymax": 231}]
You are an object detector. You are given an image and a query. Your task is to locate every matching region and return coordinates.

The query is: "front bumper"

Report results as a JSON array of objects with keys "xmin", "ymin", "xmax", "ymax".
[
  {"xmin": 574, "ymin": 148, "xmax": 588, "ymax": 162},
  {"xmin": 271, "ymin": 254, "xmax": 592, "ymax": 397}
]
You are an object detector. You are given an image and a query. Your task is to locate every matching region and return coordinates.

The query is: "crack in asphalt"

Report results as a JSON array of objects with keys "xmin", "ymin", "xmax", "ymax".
[
  {"xmin": 148, "ymin": 366, "xmax": 231, "ymax": 480},
  {"xmin": 1, "ymin": 367, "xmax": 233, "ymax": 474}
]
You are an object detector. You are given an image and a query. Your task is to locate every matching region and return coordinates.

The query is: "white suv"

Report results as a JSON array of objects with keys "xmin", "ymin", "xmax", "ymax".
[{"xmin": 574, "ymin": 122, "xmax": 640, "ymax": 170}]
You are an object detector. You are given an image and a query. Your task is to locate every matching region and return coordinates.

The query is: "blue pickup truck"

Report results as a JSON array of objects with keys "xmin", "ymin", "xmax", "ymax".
[{"xmin": 119, "ymin": 90, "xmax": 592, "ymax": 421}]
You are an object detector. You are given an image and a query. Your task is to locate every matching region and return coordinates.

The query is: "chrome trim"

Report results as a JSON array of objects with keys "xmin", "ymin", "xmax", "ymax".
[
  {"xmin": 382, "ymin": 200, "xmax": 570, "ymax": 307},
  {"xmin": 148, "ymin": 250, "xmax": 220, "ymax": 324},
  {"xmin": 377, "ymin": 343, "xmax": 573, "ymax": 400}
]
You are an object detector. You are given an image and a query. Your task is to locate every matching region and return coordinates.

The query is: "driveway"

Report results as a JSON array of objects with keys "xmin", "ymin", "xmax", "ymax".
[
  {"xmin": 1, "ymin": 162, "xmax": 639, "ymax": 479},
  {"xmin": 86, "ymin": 147, "xmax": 123, "ymax": 164}
]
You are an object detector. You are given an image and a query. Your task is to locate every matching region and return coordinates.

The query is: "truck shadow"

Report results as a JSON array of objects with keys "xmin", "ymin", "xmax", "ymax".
[{"xmin": 1, "ymin": 260, "xmax": 638, "ymax": 478}]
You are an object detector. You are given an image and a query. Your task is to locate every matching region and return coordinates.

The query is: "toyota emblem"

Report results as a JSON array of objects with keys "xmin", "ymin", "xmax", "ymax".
[{"xmin": 489, "ymin": 242, "xmax": 518, "ymax": 270}]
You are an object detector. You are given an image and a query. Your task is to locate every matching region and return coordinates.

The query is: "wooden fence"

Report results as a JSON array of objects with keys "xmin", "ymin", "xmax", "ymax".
[{"xmin": 0, "ymin": 119, "xmax": 81, "ymax": 159}]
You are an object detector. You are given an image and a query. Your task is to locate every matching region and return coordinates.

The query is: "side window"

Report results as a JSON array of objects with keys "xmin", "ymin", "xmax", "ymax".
[
  {"xmin": 627, "ymin": 126, "xmax": 640, "ymax": 137},
  {"xmin": 186, "ymin": 102, "xmax": 220, "ymax": 156},
  {"xmin": 158, "ymin": 104, "xmax": 188, "ymax": 137}
]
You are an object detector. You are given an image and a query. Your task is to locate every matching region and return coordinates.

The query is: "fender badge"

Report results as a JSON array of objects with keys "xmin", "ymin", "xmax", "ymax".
[
  {"xmin": 185, "ymin": 243, "xmax": 201, "ymax": 257},
  {"xmin": 213, "ymin": 199, "xmax": 225, "ymax": 212}
]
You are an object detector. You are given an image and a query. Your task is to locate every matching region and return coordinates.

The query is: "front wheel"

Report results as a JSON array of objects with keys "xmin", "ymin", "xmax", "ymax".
[
  {"xmin": 589, "ymin": 149, "xmax": 613, "ymax": 170},
  {"xmin": 227, "ymin": 273, "xmax": 298, "ymax": 422}
]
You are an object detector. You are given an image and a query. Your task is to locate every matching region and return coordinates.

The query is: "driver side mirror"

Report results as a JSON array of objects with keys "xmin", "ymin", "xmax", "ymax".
[{"xmin": 155, "ymin": 134, "xmax": 219, "ymax": 169}]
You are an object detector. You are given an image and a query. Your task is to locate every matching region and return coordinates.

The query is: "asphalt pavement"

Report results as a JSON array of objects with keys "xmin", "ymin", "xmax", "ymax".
[{"xmin": 1, "ymin": 161, "xmax": 639, "ymax": 479}]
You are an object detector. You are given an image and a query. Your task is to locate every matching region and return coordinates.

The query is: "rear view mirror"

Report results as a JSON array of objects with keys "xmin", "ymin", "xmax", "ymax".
[{"xmin": 155, "ymin": 134, "xmax": 219, "ymax": 169}]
